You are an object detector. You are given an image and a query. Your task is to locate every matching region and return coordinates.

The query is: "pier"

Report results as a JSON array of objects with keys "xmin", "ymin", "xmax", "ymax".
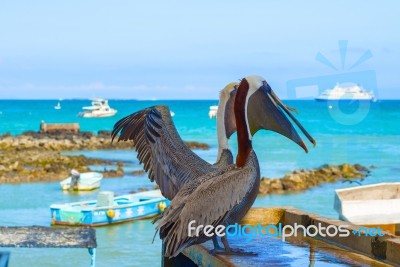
[
  {"xmin": 40, "ymin": 121, "xmax": 80, "ymax": 133},
  {"xmin": 164, "ymin": 207, "xmax": 400, "ymax": 266}
]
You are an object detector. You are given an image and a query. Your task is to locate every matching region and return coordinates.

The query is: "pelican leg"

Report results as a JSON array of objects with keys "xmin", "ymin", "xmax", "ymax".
[
  {"xmin": 213, "ymin": 236, "xmax": 257, "ymax": 256},
  {"xmin": 209, "ymin": 236, "xmax": 225, "ymax": 255}
]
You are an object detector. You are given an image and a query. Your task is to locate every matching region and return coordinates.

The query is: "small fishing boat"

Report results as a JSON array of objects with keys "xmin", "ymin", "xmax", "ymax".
[
  {"xmin": 334, "ymin": 182, "xmax": 400, "ymax": 234},
  {"xmin": 50, "ymin": 190, "xmax": 169, "ymax": 226},
  {"xmin": 60, "ymin": 171, "xmax": 103, "ymax": 191},
  {"xmin": 78, "ymin": 98, "xmax": 117, "ymax": 118},
  {"xmin": 208, "ymin": 105, "xmax": 218, "ymax": 118},
  {"xmin": 54, "ymin": 102, "xmax": 61, "ymax": 110}
]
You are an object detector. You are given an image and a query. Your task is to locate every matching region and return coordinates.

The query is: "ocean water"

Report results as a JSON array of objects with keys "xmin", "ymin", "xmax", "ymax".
[{"xmin": 0, "ymin": 99, "xmax": 399, "ymax": 266}]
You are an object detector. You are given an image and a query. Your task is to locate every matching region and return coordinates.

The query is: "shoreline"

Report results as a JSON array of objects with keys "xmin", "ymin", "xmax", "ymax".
[
  {"xmin": 0, "ymin": 130, "xmax": 210, "ymax": 151},
  {"xmin": 259, "ymin": 163, "xmax": 371, "ymax": 195},
  {"xmin": 0, "ymin": 130, "xmax": 209, "ymax": 184},
  {"xmin": 0, "ymin": 131, "xmax": 371, "ymax": 193}
]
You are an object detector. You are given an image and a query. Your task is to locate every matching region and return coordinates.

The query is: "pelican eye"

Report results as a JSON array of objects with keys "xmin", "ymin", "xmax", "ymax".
[{"xmin": 262, "ymin": 81, "xmax": 272, "ymax": 94}]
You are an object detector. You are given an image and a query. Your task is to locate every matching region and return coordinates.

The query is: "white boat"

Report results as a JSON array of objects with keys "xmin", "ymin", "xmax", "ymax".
[
  {"xmin": 334, "ymin": 183, "xmax": 400, "ymax": 233},
  {"xmin": 78, "ymin": 98, "xmax": 117, "ymax": 118},
  {"xmin": 60, "ymin": 172, "xmax": 103, "ymax": 191},
  {"xmin": 54, "ymin": 102, "xmax": 61, "ymax": 110},
  {"xmin": 208, "ymin": 105, "xmax": 218, "ymax": 119},
  {"xmin": 170, "ymin": 111, "xmax": 175, "ymax": 117},
  {"xmin": 315, "ymin": 84, "xmax": 376, "ymax": 101}
]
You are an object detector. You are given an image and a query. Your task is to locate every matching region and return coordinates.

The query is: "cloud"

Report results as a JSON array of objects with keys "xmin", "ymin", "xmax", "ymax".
[{"xmin": 83, "ymin": 82, "xmax": 106, "ymax": 90}]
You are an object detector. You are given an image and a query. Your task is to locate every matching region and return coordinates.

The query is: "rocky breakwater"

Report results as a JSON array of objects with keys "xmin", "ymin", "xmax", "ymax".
[
  {"xmin": 0, "ymin": 131, "xmax": 210, "ymax": 151},
  {"xmin": 0, "ymin": 131, "xmax": 131, "ymax": 151},
  {"xmin": 0, "ymin": 131, "xmax": 210, "ymax": 184},
  {"xmin": 259, "ymin": 163, "xmax": 370, "ymax": 195}
]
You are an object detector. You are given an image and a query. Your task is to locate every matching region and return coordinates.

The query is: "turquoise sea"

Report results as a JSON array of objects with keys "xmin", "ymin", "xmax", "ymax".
[{"xmin": 0, "ymin": 99, "xmax": 399, "ymax": 266}]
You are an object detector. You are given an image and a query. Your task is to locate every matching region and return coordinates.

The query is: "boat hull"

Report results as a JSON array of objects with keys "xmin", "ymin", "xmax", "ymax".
[
  {"xmin": 315, "ymin": 97, "xmax": 373, "ymax": 101},
  {"xmin": 208, "ymin": 105, "xmax": 218, "ymax": 118},
  {"xmin": 60, "ymin": 181, "xmax": 101, "ymax": 191},
  {"xmin": 334, "ymin": 183, "xmax": 400, "ymax": 225},
  {"xmin": 50, "ymin": 190, "xmax": 169, "ymax": 226},
  {"xmin": 315, "ymin": 84, "xmax": 376, "ymax": 101},
  {"xmin": 60, "ymin": 172, "xmax": 103, "ymax": 191},
  {"xmin": 78, "ymin": 110, "xmax": 117, "ymax": 118}
]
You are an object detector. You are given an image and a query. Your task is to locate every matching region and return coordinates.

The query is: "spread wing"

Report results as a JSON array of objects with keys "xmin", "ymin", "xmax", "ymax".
[
  {"xmin": 156, "ymin": 164, "xmax": 257, "ymax": 257},
  {"xmin": 112, "ymin": 105, "xmax": 215, "ymax": 200}
]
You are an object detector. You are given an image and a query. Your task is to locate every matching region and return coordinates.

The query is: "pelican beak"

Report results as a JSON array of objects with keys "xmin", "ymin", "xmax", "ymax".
[{"xmin": 247, "ymin": 81, "xmax": 316, "ymax": 153}]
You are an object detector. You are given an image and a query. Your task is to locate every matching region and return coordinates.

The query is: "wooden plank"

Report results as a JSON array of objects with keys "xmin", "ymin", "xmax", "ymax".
[
  {"xmin": 0, "ymin": 226, "xmax": 96, "ymax": 248},
  {"xmin": 363, "ymin": 223, "xmax": 396, "ymax": 235},
  {"xmin": 239, "ymin": 207, "xmax": 286, "ymax": 226},
  {"xmin": 180, "ymin": 207, "xmax": 400, "ymax": 267},
  {"xmin": 183, "ymin": 234, "xmax": 392, "ymax": 267}
]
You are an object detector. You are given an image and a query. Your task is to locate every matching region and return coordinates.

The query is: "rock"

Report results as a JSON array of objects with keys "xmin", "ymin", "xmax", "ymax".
[
  {"xmin": 354, "ymin": 163, "xmax": 368, "ymax": 172},
  {"xmin": 11, "ymin": 161, "xmax": 20, "ymax": 171},
  {"xmin": 98, "ymin": 130, "xmax": 112, "ymax": 137},
  {"xmin": 259, "ymin": 163, "xmax": 370, "ymax": 195},
  {"xmin": 0, "ymin": 147, "xmax": 122, "ymax": 184},
  {"xmin": 130, "ymin": 170, "xmax": 145, "ymax": 176},
  {"xmin": 116, "ymin": 162, "xmax": 123, "ymax": 167},
  {"xmin": 102, "ymin": 167, "xmax": 124, "ymax": 178},
  {"xmin": 0, "ymin": 130, "xmax": 210, "ymax": 152}
]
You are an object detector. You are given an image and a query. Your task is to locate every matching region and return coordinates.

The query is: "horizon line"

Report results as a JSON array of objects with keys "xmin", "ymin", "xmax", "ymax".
[{"xmin": 0, "ymin": 98, "xmax": 399, "ymax": 101}]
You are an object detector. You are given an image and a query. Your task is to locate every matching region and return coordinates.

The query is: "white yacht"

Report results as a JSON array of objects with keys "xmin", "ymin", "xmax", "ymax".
[
  {"xmin": 315, "ymin": 84, "xmax": 376, "ymax": 101},
  {"xmin": 78, "ymin": 99, "xmax": 117, "ymax": 118},
  {"xmin": 208, "ymin": 105, "xmax": 218, "ymax": 119}
]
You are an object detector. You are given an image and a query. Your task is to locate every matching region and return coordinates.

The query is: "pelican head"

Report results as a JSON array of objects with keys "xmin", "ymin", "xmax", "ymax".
[
  {"xmin": 240, "ymin": 75, "xmax": 316, "ymax": 152},
  {"xmin": 216, "ymin": 82, "xmax": 238, "ymax": 160},
  {"xmin": 218, "ymin": 82, "xmax": 238, "ymax": 136}
]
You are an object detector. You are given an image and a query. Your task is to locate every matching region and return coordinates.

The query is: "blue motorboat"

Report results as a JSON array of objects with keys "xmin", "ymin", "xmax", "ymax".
[{"xmin": 50, "ymin": 190, "xmax": 169, "ymax": 226}]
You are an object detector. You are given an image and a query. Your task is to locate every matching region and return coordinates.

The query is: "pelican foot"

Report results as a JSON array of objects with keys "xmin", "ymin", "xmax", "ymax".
[
  {"xmin": 213, "ymin": 248, "xmax": 257, "ymax": 256},
  {"xmin": 209, "ymin": 248, "xmax": 226, "ymax": 255}
]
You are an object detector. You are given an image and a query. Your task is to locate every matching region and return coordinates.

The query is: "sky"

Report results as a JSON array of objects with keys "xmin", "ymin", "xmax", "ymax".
[{"xmin": 0, "ymin": 1, "xmax": 399, "ymax": 99}]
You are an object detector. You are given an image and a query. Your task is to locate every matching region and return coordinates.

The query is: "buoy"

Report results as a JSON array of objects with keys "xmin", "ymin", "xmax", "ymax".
[
  {"xmin": 106, "ymin": 209, "xmax": 115, "ymax": 218},
  {"xmin": 158, "ymin": 202, "xmax": 167, "ymax": 212}
]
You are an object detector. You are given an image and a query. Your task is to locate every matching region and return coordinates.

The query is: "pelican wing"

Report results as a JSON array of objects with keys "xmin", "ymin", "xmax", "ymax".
[
  {"xmin": 112, "ymin": 105, "xmax": 213, "ymax": 199},
  {"xmin": 157, "ymin": 163, "xmax": 257, "ymax": 257}
]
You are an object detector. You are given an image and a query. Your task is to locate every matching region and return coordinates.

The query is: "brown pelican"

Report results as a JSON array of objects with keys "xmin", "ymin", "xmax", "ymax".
[
  {"xmin": 155, "ymin": 75, "xmax": 316, "ymax": 257},
  {"xmin": 112, "ymin": 82, "xmax": 239, "ymax": 200}
]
